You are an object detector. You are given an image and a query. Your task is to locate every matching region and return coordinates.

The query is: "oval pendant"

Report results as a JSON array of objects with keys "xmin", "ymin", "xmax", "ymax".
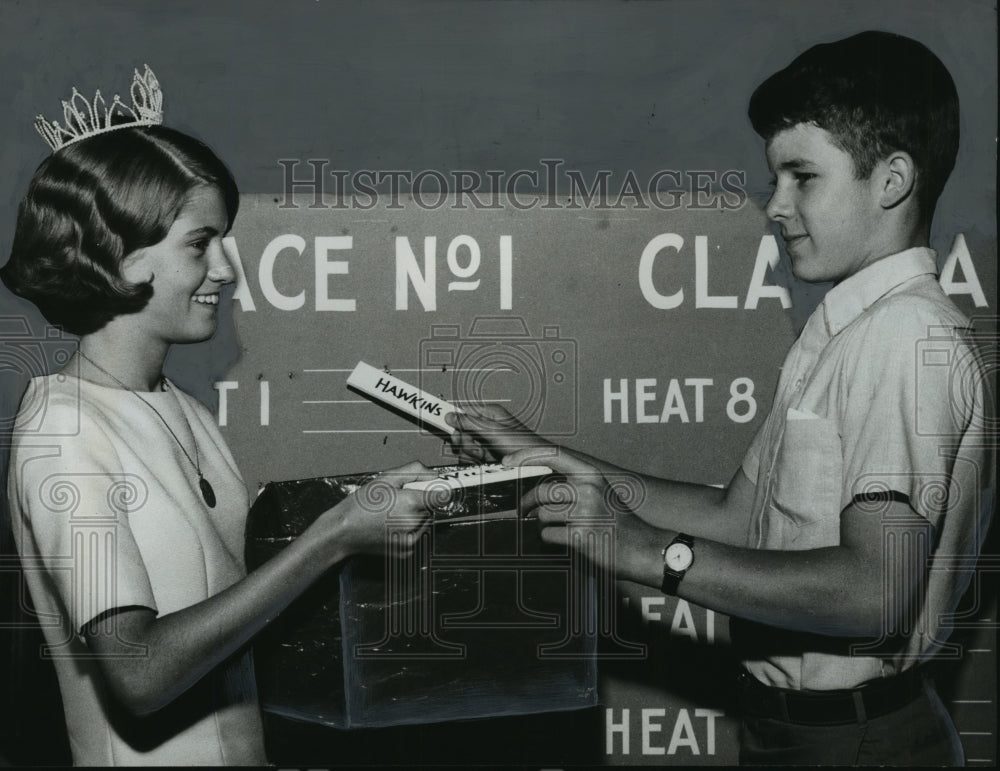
[{"xmin": 199, "ymin": 476, "xmax": 217, "ymax": 508}]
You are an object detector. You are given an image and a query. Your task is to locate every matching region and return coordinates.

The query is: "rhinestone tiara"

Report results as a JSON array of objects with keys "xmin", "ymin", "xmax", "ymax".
[{"xmin": 34, "ymin": 64, "xmax": 163, "ymax": 151}]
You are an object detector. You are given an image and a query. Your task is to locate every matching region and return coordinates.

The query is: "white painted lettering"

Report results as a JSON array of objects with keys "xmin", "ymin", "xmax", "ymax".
[
  {"xmin": 684, "ymin": 378, "xmax": 713, "ymax": 422},
  {"xmin": 696, "ymin": 709, "xmax": 724, "ymax": 755},
  {"xmin": 314, "ymin": 236, "xmax": 356, "ymax": 311},
  {"xmin": 939, "ymin": 234, "xmax": 988, "ymax": 307},
  {"xmin": 214, "ymin": 381, "xmax": 239, "ymax": 427},
  {"xmin": 642, "ymin": 708, "xmax": 666, "ymax": 756},
  {"xmin": 605, "ymin": 709, "xmax": 630, "ymax": 755},
  {"xmin": 499, "ymin": 235, "xmax": 513, "ymax": 310},
  {"xmin": 635, "ymin": 378, "xmax": 659, "ymax": 423},
  {"xmin": 639, "ymin": 233, "xmax": 684, "ymax": 309},
  {"xmin": 641, "ymin": 596, "xmax": 666, "ymax": 623},
  {"xmin": 659, "ymin": 379, "xmax": 689, "ymax": 423},
  {"xmin": 604, "ymin": 378, "xmax": 629, "ymax": 423},
  {"xmin": 224, "ymin": 237, "xmax": 256, "ymax": 311},
  {"xmin": 670, "ymin": 599, "xmax": 698, "ymax": 641},
  {"xmin": 695, "ymin": 236, "xmax": 737, "ymax": 308},
  {"xmin": 745, "ymin": 235, "xmax": 792, "ymax": 309},
  {"xmin": 259, "ymin": 234, "xmax": 307, "ymax": 311},
  {"xmin": 259, "ymin": 380, "xmax": 270, "ymax": 426},
  {"xmin": 446, "ymin": 235, "xmax": 482, "ymax": 293},
  {"xmin": 395, "ymin": 236, "xmax": 437, "ymax": 310},
  {"xmin": 667, "ymin": 709, "xmax": 699, "ymax": 755}
]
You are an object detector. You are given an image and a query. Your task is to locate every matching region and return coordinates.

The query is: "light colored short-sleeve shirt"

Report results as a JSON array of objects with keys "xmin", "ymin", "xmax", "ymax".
[
  {"xmin": 7, "ymin": 375, "xmax": 267, "ymax": 766},
  {"xmin": 736, "ymin": 247, "xmax": 992, "ymax": 690}
]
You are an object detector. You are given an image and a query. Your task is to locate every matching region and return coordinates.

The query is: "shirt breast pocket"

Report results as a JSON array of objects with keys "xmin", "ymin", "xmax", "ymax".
[{"xmin": 770, "ymin": 410, "xmax": 843, "ymax": 547}]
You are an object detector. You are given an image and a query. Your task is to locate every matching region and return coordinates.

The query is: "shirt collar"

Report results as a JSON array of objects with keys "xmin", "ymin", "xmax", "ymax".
[{"xmin": 821, "ymin": 247, "xmax": 938, "ymax": 336}]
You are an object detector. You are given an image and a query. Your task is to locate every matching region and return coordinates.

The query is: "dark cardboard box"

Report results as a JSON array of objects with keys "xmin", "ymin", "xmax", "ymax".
[{"xmin": 245, "ymin": 471, "xmax": 599, "ymax": 728}]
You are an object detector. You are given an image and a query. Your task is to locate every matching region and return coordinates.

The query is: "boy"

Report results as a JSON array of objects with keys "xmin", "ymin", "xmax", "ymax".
[{"xmin": 448, "ymin": 31, "xmax": 990, "ymax": 766}]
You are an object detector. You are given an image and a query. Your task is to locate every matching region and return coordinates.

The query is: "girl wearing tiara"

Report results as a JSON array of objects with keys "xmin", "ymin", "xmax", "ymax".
[{"xmin": 2, "ymin": 68, "xmax": 434, "ymax": 765}]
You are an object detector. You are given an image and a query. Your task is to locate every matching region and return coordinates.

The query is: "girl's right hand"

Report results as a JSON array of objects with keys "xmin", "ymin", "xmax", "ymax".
[{"xmin": 318, "ymin": 461, "xmax": 438, "ymax": 558}]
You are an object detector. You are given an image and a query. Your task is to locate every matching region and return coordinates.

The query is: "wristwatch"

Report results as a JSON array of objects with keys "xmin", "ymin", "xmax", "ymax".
[{"xmin": 661, "ymin": 533, "xmax": 695, "ymax": 595}]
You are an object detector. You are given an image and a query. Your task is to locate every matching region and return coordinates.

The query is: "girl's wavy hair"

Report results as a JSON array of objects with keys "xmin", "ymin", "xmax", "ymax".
[{"xmin": 1, "ymin": 125, "xmax": 239, "ymax": 335}]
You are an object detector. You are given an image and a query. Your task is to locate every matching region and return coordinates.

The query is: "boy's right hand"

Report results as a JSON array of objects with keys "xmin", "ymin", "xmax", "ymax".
[
  {"xmin": 318, "ymin": 461, "xmax": 437, "ymax": 559},
  {"xmin": 445, "ymin": 403, "xmax": 555, "ymax": 462}
]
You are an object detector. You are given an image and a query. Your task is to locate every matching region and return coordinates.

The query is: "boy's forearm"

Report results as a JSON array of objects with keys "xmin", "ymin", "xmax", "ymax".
[
  {"xmin": 623, "ymin": 538, "xmax": 877, "ymax": 637},
  {"xmin": 454, "ymin": 412, "xmax": 752, "ymax": 545},
  {"xmin": 630, "ymin": 477, "xmax": 752, "ymax": 545},
  {"xmin": 610, "ymin": 498, "xmax": 921, "ymax": 639},
  {"xmin": 560, "ymin": 446, "xmax": 752, "ymax": 545}
]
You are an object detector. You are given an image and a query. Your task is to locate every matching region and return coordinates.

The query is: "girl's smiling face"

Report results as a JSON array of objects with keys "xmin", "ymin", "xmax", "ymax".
[
  {"xmin": 765, "ymin": 123, "xmax": 886, "ymax": 284},
  {"xmin": 121, "ymin": 185, "xmax": 235, "ymax": 345}
]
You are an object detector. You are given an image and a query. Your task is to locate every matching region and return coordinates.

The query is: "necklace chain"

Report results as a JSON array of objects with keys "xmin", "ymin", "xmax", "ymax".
[{"xmin": 76, "ymin": 349, "xmax": 217, "ymax": 507}]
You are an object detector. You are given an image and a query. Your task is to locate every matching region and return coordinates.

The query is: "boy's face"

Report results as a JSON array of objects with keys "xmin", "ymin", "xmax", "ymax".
[{"xmin": 765, "ymin": 123, "xmax": 885, "ymax": 283}]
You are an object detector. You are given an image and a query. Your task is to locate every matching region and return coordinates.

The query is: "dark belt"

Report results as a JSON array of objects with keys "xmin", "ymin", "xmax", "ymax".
[{"xmin": 737, "ymin": 667, "xmax": 927, "ymax": 726}]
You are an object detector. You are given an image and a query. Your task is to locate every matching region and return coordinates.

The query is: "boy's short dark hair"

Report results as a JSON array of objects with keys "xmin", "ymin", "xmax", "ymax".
[
  {"xmin": 1, "ymin": 125, "xmax": 239, "ymax": 336},
  {"xmin": 748, "ymin": 30, "xmax": 959, "ymax": 222}
]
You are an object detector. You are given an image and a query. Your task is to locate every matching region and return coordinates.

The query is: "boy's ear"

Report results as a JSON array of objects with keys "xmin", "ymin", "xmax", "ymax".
[{"xmin": 878, "ymin": 151, "xmax": 917, "ymax": 209}]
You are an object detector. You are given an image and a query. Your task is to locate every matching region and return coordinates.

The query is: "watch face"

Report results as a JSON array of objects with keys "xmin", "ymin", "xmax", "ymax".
[{"xmin": 665, "ymin": 542, "xmax": 693, "ymax": 572}]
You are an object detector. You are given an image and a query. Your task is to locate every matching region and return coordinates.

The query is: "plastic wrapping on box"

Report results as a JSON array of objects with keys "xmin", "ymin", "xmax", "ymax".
[{"xmin": 245, "ymin": 470, "xmax": 599, "ymax": 728}]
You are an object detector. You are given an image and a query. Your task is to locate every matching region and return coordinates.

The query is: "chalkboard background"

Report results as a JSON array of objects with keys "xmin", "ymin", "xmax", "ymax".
[{"xmin": 1, "ymin": 1, "xmax": 995, "ymax": 766}]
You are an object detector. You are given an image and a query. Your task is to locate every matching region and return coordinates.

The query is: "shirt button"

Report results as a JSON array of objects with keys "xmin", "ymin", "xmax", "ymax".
[{"xmin": 794, "ymin": 378, "xmax": 803, "ymax": 390}]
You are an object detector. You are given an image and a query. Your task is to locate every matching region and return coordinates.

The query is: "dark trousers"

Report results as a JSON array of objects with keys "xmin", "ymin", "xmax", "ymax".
[{"xmin": 739, "ymin": 676, "xmax": 965, "ymax": 766}]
